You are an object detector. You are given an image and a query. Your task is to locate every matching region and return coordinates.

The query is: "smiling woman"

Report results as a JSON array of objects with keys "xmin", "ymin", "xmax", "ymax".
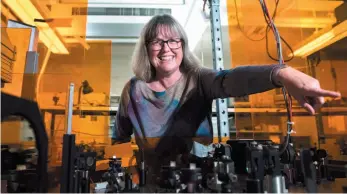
[
  {"xmin": 146, "ymin": 33, "xmax": 184, "ymax": 89},
  {"xmin": 112, "ymin": 14, "xmax": 340, "ymax": 183},
  {"xmin": 132, "ymin": 14, "xmax": 200, "ymax": 84}
]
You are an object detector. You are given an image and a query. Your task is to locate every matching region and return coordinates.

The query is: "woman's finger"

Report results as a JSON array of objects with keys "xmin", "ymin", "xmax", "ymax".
[
  {"xmin": 296, "ymin": 95, "xmax": 315, "ymax": 115},
  {"xmin": 305, "ymin": 88, "xmax": 341, "ymax": 98}
]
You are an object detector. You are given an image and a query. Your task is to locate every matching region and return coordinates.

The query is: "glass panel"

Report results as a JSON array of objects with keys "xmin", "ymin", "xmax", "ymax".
[
  {"xmin": 37, "ymin": 41, "xmax": 113, "ymax": 164},
  {"xmin": 2, "ymin": 0, "xmax": 347, "ymax": 192},
  {"xmin": 223, "ymin": 0, "xmax": 347, "ymax": 160},
  {"xmin": 1, "ymin": 27, "xmax": 32, "ymax": 97}
]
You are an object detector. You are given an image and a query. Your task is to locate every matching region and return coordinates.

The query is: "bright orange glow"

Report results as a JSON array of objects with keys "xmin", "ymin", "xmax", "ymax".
[
  {"xmin": 3, "ymin": 0, "xmax": 69, "ymax": 54},
  {"xmin": 293, "ymin": 20, "xmax": 347, "ymax": 57}
]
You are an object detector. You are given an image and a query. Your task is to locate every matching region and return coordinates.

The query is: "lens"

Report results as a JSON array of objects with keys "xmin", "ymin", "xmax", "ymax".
[
  {"xmin": 168, "ymin": 41, "xmax": 179, "ymax": 49},
  {"xmin": 152, "ymin": 42, "xmax": 161, "ymax": 50},
  {"xmin": 149, "ymin": 39, "xmax": 181, "ymax": 51}
]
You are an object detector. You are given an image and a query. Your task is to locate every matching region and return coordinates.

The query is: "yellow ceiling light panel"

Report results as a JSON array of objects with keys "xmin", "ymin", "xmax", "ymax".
[
  {"xmin": 39, "ymin": 28, "xmax": 59, "ymax": 53},
  {"xmin": 292, "ymin": 20, "xmax": 347, "ymax": 57},
  {"xmin": 3, "ymin": 0, "xmax": 69, "ymax": 54},
  {"xmin": 293, "ymin": 32, "xmax": 335, "ymax": 57},
  {"xmin": 38, "ymin": 29, "xmax": 54, "ymax": 49}
]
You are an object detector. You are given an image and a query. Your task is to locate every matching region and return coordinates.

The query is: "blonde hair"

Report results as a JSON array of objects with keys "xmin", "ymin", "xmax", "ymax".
[{"xmin": 131, "ymin": 14, "xmax": 201, "ymax": 82}]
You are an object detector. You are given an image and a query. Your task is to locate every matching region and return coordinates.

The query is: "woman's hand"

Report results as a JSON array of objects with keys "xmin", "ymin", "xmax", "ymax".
[{"xmin": 276, "ymin": 66, "xmax": 341, "ymax": 115}]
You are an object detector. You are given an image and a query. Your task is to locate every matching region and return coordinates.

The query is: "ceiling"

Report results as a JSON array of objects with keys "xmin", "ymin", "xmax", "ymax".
[
  {"xmin": 33, "ymin": 0, "xmax": 208, "ymax": 51},
  {"xmin": 2, "ymin": 0, "xmax": 345, "ymax": 54}
]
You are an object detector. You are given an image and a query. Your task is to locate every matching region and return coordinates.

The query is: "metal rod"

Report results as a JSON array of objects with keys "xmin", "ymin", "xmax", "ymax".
[
  {"xmin": 210, "ymin": 0, "xmax": 230, "ymax": 141},
  {"xmin": 66, "ymin": 83, "xmax": 75, "ymax": 135}
]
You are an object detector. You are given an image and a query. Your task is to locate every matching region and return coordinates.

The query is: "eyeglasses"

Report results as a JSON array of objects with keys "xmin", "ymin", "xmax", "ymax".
[{"xmin": 148, "ymin": 39, "xmax": 182, "ymax": 51}]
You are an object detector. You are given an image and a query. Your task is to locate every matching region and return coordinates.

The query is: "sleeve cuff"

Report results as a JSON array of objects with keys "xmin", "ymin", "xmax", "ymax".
[{"xmin": 270, "ymin": 64, "xmax": 288, "ymax": 88}]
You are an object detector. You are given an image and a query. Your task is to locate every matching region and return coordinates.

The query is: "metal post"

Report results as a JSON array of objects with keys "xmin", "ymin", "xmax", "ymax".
[
  {"xmin": 308, "ymin": 60, "xmax": 325, "ymax": 147},
  {"xmin": 60, "ymin": 82, "xmax": 76, "ymax": 193},
  {"xmin": 209, "ymin": 0, "xmax": 230, "ymax": 141},
  {"xmin": 66, "ymin": 83, "xmax": 75, "ymax": 134}
]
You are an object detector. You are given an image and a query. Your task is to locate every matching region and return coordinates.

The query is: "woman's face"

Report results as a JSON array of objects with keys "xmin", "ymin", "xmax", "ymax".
[{"xmin": 147, "ymin": 25, "xmax": 183, "ymax": 77}]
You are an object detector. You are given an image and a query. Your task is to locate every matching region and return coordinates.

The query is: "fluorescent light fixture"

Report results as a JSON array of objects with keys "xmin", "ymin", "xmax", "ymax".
[
  {"xmin": 3, "ymin": 0, "xmax": 69, "ymax": 54},
  {"xmin": 292, "ymin": 20, "xmax": 347, "ymax": 57},
  {"xmin": 87, "ymin": 16, "xmax": 152, "ymax": 24},
  {"xmin": 88, "ymin": 0, "xmax": 184, "ymax": 5}
]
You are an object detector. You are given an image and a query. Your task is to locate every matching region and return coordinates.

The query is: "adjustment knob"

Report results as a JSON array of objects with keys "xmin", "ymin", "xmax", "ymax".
[
  {"xmin": 189, "ymin": 163, "xmax": 196, "ymax": 170},
  {"xmin": 170, "ymin": 161, "xmax": 176, "ymax": 167},
  {"xmin": 250, "ymin": 141, "xmax": 258, "ymax": 147},
  {"xmin": 266, "ymin": 141, "xmax": 273, "ymax": 145}
]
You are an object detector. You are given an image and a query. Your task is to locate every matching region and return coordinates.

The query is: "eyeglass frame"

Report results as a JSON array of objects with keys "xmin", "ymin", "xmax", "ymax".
[{"xmin": 146, "ymin": 38, "xmax": 184, "ymax": 51}]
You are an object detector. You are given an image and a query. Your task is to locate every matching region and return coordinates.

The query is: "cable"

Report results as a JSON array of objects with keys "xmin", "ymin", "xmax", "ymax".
[
  {"xmin": 265, "ymin": 26, "xmax": 295, "ymax": 62},
  {"xmin": 35, "ymin": 47, "xmax": 52, "ymax": 106},
  {"xmin": 263, "ymin": 0, "xmax": 294, "ymax": 62},
  {"xmin": 235, "ymin": 0, "xmax": 294, "ymax": 62},
  {"xmin": 258, "ymin": 0, "xmax": 293, "ymax": 154},
  {"xmin": 234, "ymin": 0, "xmax": 265, "ymax": 41}
]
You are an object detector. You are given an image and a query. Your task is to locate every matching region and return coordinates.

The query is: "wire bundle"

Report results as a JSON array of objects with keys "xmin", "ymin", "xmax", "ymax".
[
  {"xmin": 234, "ymin": 0, "xmax": 294, "ymax": 62},
  {"xmin": 259, "ymin": 0, "xmax": 293, "ymax": 154}
]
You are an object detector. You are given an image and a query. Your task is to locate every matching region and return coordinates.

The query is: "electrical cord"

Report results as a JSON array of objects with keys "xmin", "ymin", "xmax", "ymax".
[
  {"xmin": 258, "ymin": 0, "xmax": 293, "ymax": 154},
  {"xmin": 235, "ymin": 0, "xmax": 294, "ymax": 62},
  {"xmin": 263, "ymin": 0, "xmax": 295, "ymax": 62},
  {"xmin": 265, "ymin": 25, "xmax": 295, "ymax": 62},
  {"xmin": 234, "ymin": 0, "xmax": 266, "ymax": 41}
]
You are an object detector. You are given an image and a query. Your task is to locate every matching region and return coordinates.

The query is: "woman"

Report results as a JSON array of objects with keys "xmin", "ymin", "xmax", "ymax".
[{"xmin": 112, "ymin": 14, "xmax": 340, "ymax": 180}]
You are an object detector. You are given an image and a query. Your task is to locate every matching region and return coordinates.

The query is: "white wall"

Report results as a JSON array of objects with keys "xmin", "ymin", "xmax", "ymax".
[
  {"xmin": 110, "ymin": 43, "xmax": 136, "ymax": 96},
  {"xmin": 193, "ymin": 25, "xmax": 233, "ymax": 70}
]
